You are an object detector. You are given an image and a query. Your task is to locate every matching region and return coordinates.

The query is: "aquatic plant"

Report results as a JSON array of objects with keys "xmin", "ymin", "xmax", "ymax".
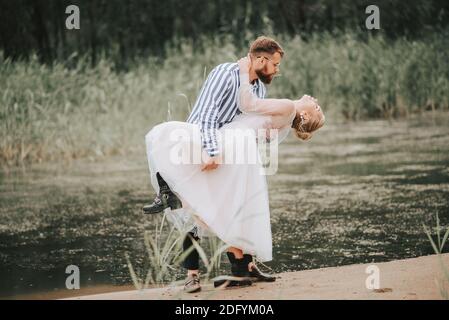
[{"xmin": 423, "ymin": 213, "xmax": 449, "ymax": 299}]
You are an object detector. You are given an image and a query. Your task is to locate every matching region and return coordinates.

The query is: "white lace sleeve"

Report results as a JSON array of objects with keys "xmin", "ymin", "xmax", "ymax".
[
  {"xmin": 237, "ymin": 73, "xmax": 259, "ymax": 113},
  {"xmin": 277, "ymin": 126, "xmax": 293, "ymax": 144},
  {"xmin": 237, "ymin": 72, "xmax": 295, "ymax": 116}
]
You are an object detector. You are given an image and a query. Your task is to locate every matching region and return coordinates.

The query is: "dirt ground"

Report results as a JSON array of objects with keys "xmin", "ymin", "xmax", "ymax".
[{"xmin": 64, "ymin": 253, "xmax": 449, "ymax": 300}]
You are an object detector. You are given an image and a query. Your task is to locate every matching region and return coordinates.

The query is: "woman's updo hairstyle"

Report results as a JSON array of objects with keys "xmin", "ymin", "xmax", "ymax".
[{"xmin": 292, "ymin": 104, "xmax": 325, "ymax": 140}]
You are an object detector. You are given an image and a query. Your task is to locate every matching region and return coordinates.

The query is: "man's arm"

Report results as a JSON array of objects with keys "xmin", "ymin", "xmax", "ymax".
[{"xmin": 196, "ymin": 66, "xmax": 233, "ymax": 158}]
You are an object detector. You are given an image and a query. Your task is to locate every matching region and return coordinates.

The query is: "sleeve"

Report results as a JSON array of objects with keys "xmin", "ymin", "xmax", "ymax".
[
  {"xmin": 237, "ymin": 72, "xmax": 294, "ymax": 116},
  {"xmin": 196, "ymin": 67, "xmax": 233, "ymax": 157}
]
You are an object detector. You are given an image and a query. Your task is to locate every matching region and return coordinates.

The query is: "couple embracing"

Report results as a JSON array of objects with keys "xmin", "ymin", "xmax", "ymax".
[{"xmin": 142, "ymin": 36, "xmax": 325, "ymax": 293}]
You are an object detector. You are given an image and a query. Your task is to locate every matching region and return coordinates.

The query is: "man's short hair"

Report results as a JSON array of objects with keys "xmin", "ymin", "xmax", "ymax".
[{"xmin": 249, "ymin": 36, "xmax": 284, "ymax": 57}]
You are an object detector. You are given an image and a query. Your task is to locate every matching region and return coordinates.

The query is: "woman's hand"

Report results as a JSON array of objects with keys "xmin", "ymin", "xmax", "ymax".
[{"xmin": 238, "ymin": 55, "xmax": 251, "ymax": 74}]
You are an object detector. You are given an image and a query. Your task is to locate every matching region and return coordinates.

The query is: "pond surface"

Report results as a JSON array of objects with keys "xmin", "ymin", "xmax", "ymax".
[{"xmin": 1, "ymin": 114, "xmax": 449, "ymax": 298}]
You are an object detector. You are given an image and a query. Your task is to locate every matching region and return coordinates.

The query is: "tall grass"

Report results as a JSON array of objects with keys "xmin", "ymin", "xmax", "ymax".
[
  {"xmin": 1, "ymin": 32, "xmax": 448, "ymax": 167},
  {"xmin": 126, "ymin": 209, "xmax": 229, "ymax": 293},
  {"xmin": 423, "ymin": 213, "xmax": 449, "ymax": 299},
  {"xmin": 274, "ymin": 31, "xmax": 449, "ymax": 119}
]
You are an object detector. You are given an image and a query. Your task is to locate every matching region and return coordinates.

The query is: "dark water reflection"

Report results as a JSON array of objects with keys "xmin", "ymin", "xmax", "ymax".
[{"xmin": 1, "ymin": 114, "xmax": 449, "ymax": 298}]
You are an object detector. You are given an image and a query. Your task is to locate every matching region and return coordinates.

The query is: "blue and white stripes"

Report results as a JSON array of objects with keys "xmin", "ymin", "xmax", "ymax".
[{"xmin": 186, "ymin": 62, "xmax": 266, "ymax": 157}]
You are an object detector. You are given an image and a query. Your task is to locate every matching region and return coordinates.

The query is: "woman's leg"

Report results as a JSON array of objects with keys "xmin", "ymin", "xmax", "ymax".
[
  {"xmin": 227, "ymin": 247, "xmax": 254, "ymax": 271},
  {"xmin": 213, "ymin": 247, "xmax": 253, "ymax": 288},
  {"xmin": 227, "ymin": 247, "xmax": 243, "ymax": 259},
  {"xmin": 226, "ymin": 247, "xmax": 276, "ymax": 282}
]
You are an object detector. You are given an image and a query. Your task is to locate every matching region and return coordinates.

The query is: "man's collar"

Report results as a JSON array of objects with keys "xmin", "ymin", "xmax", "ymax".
[{"xmin": 251, "ymin": 78, "xmax": 261, "ymax": 88}]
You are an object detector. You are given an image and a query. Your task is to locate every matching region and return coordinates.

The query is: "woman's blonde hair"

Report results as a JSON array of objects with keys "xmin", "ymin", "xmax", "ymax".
[{"xmin": 292, "ymin": 105, "xmax": 325, "ymax": 140}]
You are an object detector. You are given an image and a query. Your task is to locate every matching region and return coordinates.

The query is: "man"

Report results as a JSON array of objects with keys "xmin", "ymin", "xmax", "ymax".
[{"xmin": 143, "ymin": 36, "xmax": 283, "ymax": 293}]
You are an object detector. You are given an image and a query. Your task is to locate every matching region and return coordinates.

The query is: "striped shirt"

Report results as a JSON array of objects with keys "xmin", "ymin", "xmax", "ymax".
[{"xmin": 186, "ymin": 62, "xmax": 266, "ymax": 157}]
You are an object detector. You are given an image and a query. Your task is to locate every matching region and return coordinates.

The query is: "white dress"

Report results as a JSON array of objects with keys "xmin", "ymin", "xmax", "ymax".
[{"xmin": 145, "ymin": 72, "xmax": 296, "ymax": 263}]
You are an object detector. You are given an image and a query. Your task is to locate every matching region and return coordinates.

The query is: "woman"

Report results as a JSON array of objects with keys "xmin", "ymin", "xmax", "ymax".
[{"xmin": 144, "ymin": 57, "xmax": 325, "ymax": 289}]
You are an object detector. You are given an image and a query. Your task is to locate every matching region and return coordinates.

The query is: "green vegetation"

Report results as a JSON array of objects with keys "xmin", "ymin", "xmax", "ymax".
[
  {"xmin": 126, "ymin": 210, "xmax": 228, "ymax": 296},
  {"xmin": 1, "ymin": 32, "xmax": 448, "ymax": 166},
  {"xmin": 423, "ymin": 213, "xmax": 449, "ymax": 299}
]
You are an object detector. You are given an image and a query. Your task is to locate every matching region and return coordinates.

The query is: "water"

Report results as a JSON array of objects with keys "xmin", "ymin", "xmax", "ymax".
[{"xmin": 1, "ymin": 114, "xmax": 449, "ymax": 298}]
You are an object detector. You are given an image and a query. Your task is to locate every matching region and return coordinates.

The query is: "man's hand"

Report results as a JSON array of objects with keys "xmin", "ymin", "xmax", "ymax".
[{"xmin": 201, "ymin": 153, "xmax": 222, "ymax": 171}]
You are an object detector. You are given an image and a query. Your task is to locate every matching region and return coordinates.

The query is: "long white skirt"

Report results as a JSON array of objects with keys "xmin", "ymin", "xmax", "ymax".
[{"xmin": 145, "ymin": 115, "xmax": 274, "ymax": 262}]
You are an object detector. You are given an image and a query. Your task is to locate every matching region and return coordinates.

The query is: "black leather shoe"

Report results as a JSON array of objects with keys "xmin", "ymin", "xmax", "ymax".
[
  {"xmin": 213, "ymin": 252, "xmax": 252, "ymax": 288},
  {"xmin": 244, "ymin": 254, "xmax": 276, "ymax": 282},
  {"xmin": 142, "ymin": 172, "xmax": 182, "ymax": 214},
  {"xmin": 142, "ymin": 191, "xmax": 182, "ymax": 214},
  {"xmin": 142, "ymin": 195, "xmax": 165, "ymax": 214},
  {"xmin": 213, "ymin": 275, "xmax": 252, "ymax": 288}
]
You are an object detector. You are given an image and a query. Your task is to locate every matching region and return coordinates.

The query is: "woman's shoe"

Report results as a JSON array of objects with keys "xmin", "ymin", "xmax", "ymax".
[
  {"xmin": 142, "ymin": 191, "xmax": 182, "ymax": 214},
  {"xmin": 243, "ymin": 254, "xmax": 276, "ymax": 282},
  {"xmin": 142, "ymin": 172, "xmax": 182, "ymax": 214},
  {"xmin": 213, "ymin": 252, "xmax": 252, "ymax": 288}
]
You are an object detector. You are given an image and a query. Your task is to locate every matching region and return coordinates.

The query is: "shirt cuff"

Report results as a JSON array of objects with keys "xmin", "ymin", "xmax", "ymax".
[{"xmin": 206, "ymin": 148, "xmax": 220, "ymax": 157}]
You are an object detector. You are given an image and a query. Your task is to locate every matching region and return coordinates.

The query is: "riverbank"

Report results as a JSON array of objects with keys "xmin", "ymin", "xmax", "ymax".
[
  {"xmin": 63, "ymin": 253, "xmax": 448, "ymax": 300},
  {"xmin": 2, "ymin": 116, "xmax": 448, "ymax": 298}
]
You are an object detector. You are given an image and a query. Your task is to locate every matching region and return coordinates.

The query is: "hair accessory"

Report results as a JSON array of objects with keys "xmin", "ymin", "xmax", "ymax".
[{"xmin": 297, "ymin": 114, "xmax": 306, "ymax": 132}]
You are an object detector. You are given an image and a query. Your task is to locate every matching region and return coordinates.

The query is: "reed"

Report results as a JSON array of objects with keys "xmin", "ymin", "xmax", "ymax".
[
  {"xmin": 1, "ymin": 31, "xmax": 448, "ymax": 167},
  {"xmin": 423, "ymin": 213, "xmax": 449, "ymax": 299},
  {"xmin": 125, "ymin": 209, "xmax": 228, "ymax": 292}
]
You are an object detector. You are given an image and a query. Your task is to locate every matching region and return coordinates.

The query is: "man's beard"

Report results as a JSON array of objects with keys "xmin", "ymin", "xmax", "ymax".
[{"xmin": 256, "ymin": 69, "xmax": 274, "ymax": 84}]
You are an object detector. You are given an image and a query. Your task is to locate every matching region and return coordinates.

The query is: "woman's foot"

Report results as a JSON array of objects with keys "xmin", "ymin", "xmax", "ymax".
[
  {"xmin": 142, "ymin": 191, "xmax": 181, "ymax": 214},
  {"xmin": 244, "ymin": 254, "xmax": 276, "ymax": 282},
  {"xmin": 213, "ymin": 252, "xmax": 252, "ymax": 288},
  {"xmin": 142, "ymin": 172, "xmax": 182, "ymax": 214}
]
